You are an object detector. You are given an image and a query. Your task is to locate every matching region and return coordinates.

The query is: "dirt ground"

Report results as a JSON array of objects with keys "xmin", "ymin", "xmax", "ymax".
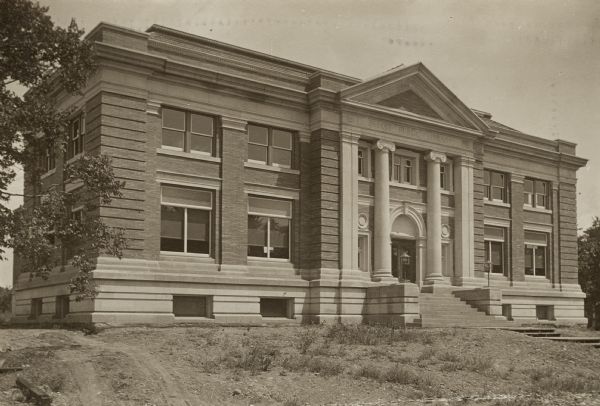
[{"xmin": 0, "ymin": 324, "xmax": 599, "ymax": 405}]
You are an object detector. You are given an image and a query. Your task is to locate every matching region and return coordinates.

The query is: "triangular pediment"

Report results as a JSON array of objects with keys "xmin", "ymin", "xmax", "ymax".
[{"xmin": 340, "ymin": 63, "xmax": 489, "ymax": 133}]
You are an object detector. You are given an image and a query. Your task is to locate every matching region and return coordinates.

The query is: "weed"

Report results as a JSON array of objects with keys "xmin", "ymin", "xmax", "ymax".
[
  {"xmin": 296, "ymin": 327, "xmax": 320, "ymax": 355},
  {"xmin": 417, "ymin": 346, "xmax": 436, "ymax": 362},
  {"xmin": 382, "ymin": 364, "xmax": 419, "ymax": 384},
  {"xmin": 528, "ymin": 366, "xmax": 554, "ymax": 382},
  {"xmin": 437, "ymin": 351, "xmax": 460, "ymax": 363},
  {"xmin": 460, "ymin": 354, "xmax": 493, "ymax": 372},
  {"xmin": 354, "ymin": 363, "xmax": 382, "ymax": 380},
  {"xmin": 531, "ymin": 373, "xmax": 600, "ymax": 393},
  {"xmin": 235, "ymin": 339, "xmax": 278, "ymax": 373},
  {"xmin": 307, "ymin": 356, "xmax": 344, "ymax": 376},
  {"xmin": 282, "ymin": 397, "xmax": 303, "ymax": 406}
]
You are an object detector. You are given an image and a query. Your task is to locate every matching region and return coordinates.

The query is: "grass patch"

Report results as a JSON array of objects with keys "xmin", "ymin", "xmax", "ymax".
[
  {"xmin": 325, "ymin": 324, "xmax": 421, "ymax": 346},
  {"xmin": 282, "ymin": 354, "xmax": 344, "ymax": 376},
  {"xmin": 228, "ymin": 339, "xmax": 279, "ymax": 373}
]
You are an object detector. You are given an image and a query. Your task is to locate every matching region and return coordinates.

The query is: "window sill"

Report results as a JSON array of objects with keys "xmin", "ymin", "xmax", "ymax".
[
  {"xmin": 248, "ymin": 256, "xmax": 291, "ymax": 263},
  {"xmin": 390, "ymin": 181, "xmax": 422, "ymax": 191},
  {"xmin": 244, "ymin": 161, "xmax": 299, "ymax": 175},
  {"xmin": 64, "ymin": 179, "xmax": 83, "ymax": 193},
  {"xmin": 160, "ymin": 252, "xmax": 215, "ymax": 262},
  {"xmin": 40, "ymin": 169, "xmax": 56, "ymax": 180},
  {"xmin": 157, "ymin": 148, "xmax": 221, "ymax": 163},
  {"xmin": 66, "ymin": 153, "xmax": 83, "ymax": 165},
  {"xmin": 525, "ymin": 275, "xmax": 549, "ymax": 280},
  {"xmin": 484, "ymin": 200, "xmax": 511, "ymax": 208},
  {"xmin": 524, "ymin": 206, "xmax": 552, "ymax": 214},
  {"xmin": 358, "ymin": 176, "xmax": 374, "ymax": 183}
]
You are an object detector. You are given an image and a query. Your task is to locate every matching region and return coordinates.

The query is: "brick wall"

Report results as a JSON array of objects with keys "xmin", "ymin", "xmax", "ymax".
[
  {"xmin": 510, "ymin": 177, "xmax": 525, "ymax": 281},
  {"xmin": 472, "ymin": 155, "xmax": 485, "ymax": 273},
  {"xmin": 300, "ymin": 129, "xmax": 340, "ymax": 271},
  {"xmin": 558, "ymin": 181, "xmax": 579, "ymax": 285}
]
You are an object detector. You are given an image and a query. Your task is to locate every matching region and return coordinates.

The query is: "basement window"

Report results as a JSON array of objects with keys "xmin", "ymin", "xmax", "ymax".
[
  {"xmin": 55, "ymin": 295, "xmax": 70, "ymax": 319},
  {"xmin": 260, "ymin": 298, "xmax": 293, "ymax": 318},
  {"xmin": 173, "ymin": 295, "xmax": 211, "ymax": 318},
  {"xmin": 536, "ymin": 305, "xmax": 554, "ymax": 321},
  {"xmin": 30, "ymin": 298, "xmax": 43, "ymax": 320},
  {"xmin": 502, "ymin": 304, "xmax": 512, "ymax": 320}
]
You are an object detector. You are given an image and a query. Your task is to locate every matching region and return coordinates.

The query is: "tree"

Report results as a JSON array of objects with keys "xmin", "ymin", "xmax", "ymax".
[
  {"xmin": 579, "ymin": 217, "xmax": 600, "ymax": 330},
  {"xmin": 0, "ymin": 0, "xmax": 127, "ymax": 300}
]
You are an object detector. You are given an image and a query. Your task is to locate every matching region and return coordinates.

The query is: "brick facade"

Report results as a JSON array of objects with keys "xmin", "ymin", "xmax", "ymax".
[{"xmin": 11, "ymin": 23, "xmax": 588, "ymax": 326}]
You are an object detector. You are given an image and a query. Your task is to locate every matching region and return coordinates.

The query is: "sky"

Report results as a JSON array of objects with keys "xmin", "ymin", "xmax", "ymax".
[{"xmin": 1, "ymin": 0, "xmax": 599, "ymax": 287}]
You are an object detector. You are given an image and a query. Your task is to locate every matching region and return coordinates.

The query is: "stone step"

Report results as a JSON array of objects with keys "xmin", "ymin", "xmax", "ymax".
[
  {"xmin": 500, "ymin": 327, "xmax": 557, "ymax": 333},
  {"xmin": 543, "ymin": 336, "xmax": 600, "ymax": 344},
  {"xmin": 525, "ymin": 332, "xmax": 562, "ymax": 338}
]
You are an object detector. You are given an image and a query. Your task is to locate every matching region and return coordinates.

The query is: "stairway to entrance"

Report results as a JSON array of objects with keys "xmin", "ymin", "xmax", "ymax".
[{"xmin": 416, "ymin": 289, "xmax": 515, "ymax": 328}]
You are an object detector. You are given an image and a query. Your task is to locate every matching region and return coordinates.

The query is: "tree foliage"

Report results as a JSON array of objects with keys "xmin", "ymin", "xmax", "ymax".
[
  {"xmin": 578, "ymin": 217, "xmax": 600, "ymax": 329},
  {"xmin": 0, "ymin": 0, "xmax": 126, "ymax": 299}
]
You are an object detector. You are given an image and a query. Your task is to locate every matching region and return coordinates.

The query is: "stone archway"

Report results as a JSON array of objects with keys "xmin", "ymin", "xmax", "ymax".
[{"xmin": 390, "ymin": 204, "xmax": 426, "ymax": 286}]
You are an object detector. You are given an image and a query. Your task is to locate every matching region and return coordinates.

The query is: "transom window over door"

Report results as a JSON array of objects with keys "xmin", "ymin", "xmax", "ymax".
[
  {"xmin": 247, "ymin": 124, "xmax": 293, "ymax": 168},
  {"xmin": 160, "ymin": 185, "xmax": 212, "ymax": 255},
  {"xmin": 484, "ymin": 226, "xmax": 506, "ymax": 274},
  {"xmin": 525, "ymin": 231, "xmax": 548, "ymax": 277},
  {"xmin": 248, "ymin": 196, "xmax": 292, "ymax": 260},
  {"xmin": 162, "ymin": 108, "xmax": 215, "ymax": 155}
]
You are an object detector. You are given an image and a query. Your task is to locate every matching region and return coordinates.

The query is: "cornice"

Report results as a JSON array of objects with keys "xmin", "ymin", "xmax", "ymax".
[
  {"xmin": 485, "ymin": 137, "xmax": 587, "ymax": 169},
  {"xmin": 221, "ymin": 116, "xmax": 248, "ymax": 132},
  {"xmin": 341, "ymin": 99, "xmax": 484, "ymax": 140}
]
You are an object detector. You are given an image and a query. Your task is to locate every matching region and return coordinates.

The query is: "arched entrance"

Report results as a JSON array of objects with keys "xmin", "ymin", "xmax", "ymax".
[{"xmin": 390, "ymin": 205, "xmax": 426, "ymax": 286}]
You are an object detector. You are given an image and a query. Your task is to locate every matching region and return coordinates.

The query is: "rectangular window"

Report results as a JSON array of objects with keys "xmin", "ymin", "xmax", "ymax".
[
  {"xmin": 67, "ymin": 115, "xmax": 85, "ymax": 160},
  {"xmin": 358, "ymin": 234, "xmax": 369, "ymax": 272},
  {"xmin": 358, "ymin": 147, "xmax": 369, "ymax": 177},
  {"xmin": 484, "ymin": 226, "xmax": 506, "ymax": 274},
  {"xmin": 248, "ymin": 196, "xmax": 292, "ymax": 260},
  {"xmin": 392, "ymin": 154, "xmax": 415, "ymax": 185},
  {"xmin": 30, "ymin": 298, "xmax": 43, "ymax": 319},
  {"xmin": 248, "ymin": 124, "xmax": 293, "ymax": 168},
  {"xmin": 524, "ymin": 178, "xmax": 549, "ymax": 209},
  {"xmin": 440, "ymin": 164, "xmax": 447, "ymax": 190},
  {"xmin": 162, "ymin": 108, "xmax": 215, "ymax": 155},
  {"xmin": 525, "ymin": 231, "xmax": 548, "ymax": 277},
  {"xmin": 484, "ymin": 169, "xmax": 507, "ymax": 202},
  {"xmin": 55, "ymin": 295, "xmax": 70, "ymax": 319},
  {"xmin": 173, "ymin": 295, "xmax": 209, "ymax": 317},
  {"xmin": 160, "ymin": 186, "xmax": 212, "ymax": 255},
  {"xmin": 260, "ymin": 298, "xmax": 292, "ymax": 318},
  {"xmin": 40, "ymin": 143, "xmax": 56, "ymax": 173}
]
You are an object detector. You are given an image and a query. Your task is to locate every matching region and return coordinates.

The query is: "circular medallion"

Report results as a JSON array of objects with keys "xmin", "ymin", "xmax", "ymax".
[
  {"xmin": 441, "ymin": 224, "xmax": 451, "ymax": 238},
  {"xmin": 358, "ymin": 214, "xmax": 369, "ymax": 229}
]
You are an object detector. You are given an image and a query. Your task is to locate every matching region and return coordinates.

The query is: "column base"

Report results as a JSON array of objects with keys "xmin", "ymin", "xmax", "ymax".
[
  {"xmin": 372, "ymin": 272, "xmax": 398, "ymax": 283},
  {"xmin": 421, "ymin": 276, "xmax": 450, "ymax": 293}
]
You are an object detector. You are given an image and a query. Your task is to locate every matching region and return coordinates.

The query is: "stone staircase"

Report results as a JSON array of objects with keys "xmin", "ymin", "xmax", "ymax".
[
  {"xmin": 416, "ymin": 289, "xmax": 515, "ymax": 328},
  {"xmin": 506, "ymin": 327, "xmax": 600, "ymax": 349}
]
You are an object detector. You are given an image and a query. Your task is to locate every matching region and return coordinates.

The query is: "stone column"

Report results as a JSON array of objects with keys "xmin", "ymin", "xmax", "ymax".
[
  {"xmin": 453, "ymin": 156, "xmax": 477, "ymax": 285},
  {"xmin": 340, "ymin": 132, "xmax": 359, "ymax": 272},
  {"xmin": 425, "ymin": 151, "xmax": 447, "ymax": 285},
  {"xmin": 373, "ymin": 140, "xmax": 395, "ymax": 282}
]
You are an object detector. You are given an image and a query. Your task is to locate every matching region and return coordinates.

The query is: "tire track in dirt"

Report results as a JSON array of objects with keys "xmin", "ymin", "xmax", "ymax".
[{"xmin": 69, "ymin": 334, "xmax": 208, "ymax": 406}]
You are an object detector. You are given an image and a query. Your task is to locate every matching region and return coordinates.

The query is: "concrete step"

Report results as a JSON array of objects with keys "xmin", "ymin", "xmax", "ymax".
[
  {"xmin": 525, "ymin": 332, "xmax": 562, "ymax": 338},
  {"xmin": 500, "ymin": 327, "xmax": 557, "ymax": 333},
  {"xmin": 543, "ymin": 336, "xmax": 600, "ymax": 343}
]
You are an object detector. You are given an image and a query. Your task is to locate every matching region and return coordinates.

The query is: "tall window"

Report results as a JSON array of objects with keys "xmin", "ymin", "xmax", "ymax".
[
  {"xmin": 248, "ymin": 196, "xmax": 292, "ymax": 260},
  {"xmin": 484, "ymin": 226, "xmax": 506, "ymax": 274},
  {"xmin": 484, "ymin": 169, "xmax": 507, "ymax": 202},
  {"xmin": 358, "ymin": 147, "xmax": 367, "ymax": 177},
  {"xmin": 162, "ymin": 108, "xmax": 215, "ymax": 155},
  {"xmin": 248, "ymin": 125, "xmax": 293, "ymax": 168},
  {"xmin": 525, "ymin": 231, "xmax": 548, "ymax": 277},
  {"xmin": 358, "ymin": 234, "xmax": 369, "ymax": 272},
  {"xmin": 524, "ymin": 178, "xmax": 549, "ymax": 209},
  {"xmin": 67, "ymin": 115, "xmax": 85, "ymax": 160},
  {"xmin": 392, "ymin": 154, "xmax": 415, "ymax": 185},
  {"xmin": 160, "ymin": 185, "xmax": 212, "ymax": 255},
  {"xmin": 40, "ymin": 143, "xmax": 56, "ymax": 173}
]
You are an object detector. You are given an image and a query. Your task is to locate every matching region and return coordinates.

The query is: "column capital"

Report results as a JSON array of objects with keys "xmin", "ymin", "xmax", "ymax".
[
  {"xmin": 221, "ymin": 116, "xmax": 248, "ymax": 132},
  {"xmin": 510, "ymin": 173, "xmax": 525, "ymax": 184},
  {"xmin": 376, "ymin": 139, "xmax": 396, "ymax": 152},
  {"xmin": 425, "ymin": 151, "xmax": 447, "ymax": 163},
  {"xmin": 341, "ymin": 131, "xmax": 360, "ymax": 144}
]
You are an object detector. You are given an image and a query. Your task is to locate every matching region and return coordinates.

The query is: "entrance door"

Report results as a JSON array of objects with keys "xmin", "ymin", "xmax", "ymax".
[{"xmin": 391, "ymin": 239, "xmax": 417, "ymax": 283}]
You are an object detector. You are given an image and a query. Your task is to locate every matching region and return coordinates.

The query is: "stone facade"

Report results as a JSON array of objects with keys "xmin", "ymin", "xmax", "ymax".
[{"xmin": 12, "ymin": 23, "xmax": 588, "ymax": 326}]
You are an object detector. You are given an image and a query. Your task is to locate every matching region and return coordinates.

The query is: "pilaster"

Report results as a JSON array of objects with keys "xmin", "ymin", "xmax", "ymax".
[
  {"xmin": 340, "ymin": 132, "xmax": 360, "ymax": 274},
  {"xmin": 424, "ymin": 151, "xmax": 447, "ymax": 286},
  {"xmin": 510, "ymin": 173, "xmax": 525, "ymax": 282},
  {"xmin": 220, "ymin": 116, "xmax": 248, "ymax": 271},
  {"xmin": 453, "ymin": 156, "xmax": 477, "ymax": 286}
]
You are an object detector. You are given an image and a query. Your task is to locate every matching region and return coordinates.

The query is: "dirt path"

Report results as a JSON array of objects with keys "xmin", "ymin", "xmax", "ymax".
[{"xmin": 62, "ymin": 334, "xmax": 207, "ymax": 406}]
